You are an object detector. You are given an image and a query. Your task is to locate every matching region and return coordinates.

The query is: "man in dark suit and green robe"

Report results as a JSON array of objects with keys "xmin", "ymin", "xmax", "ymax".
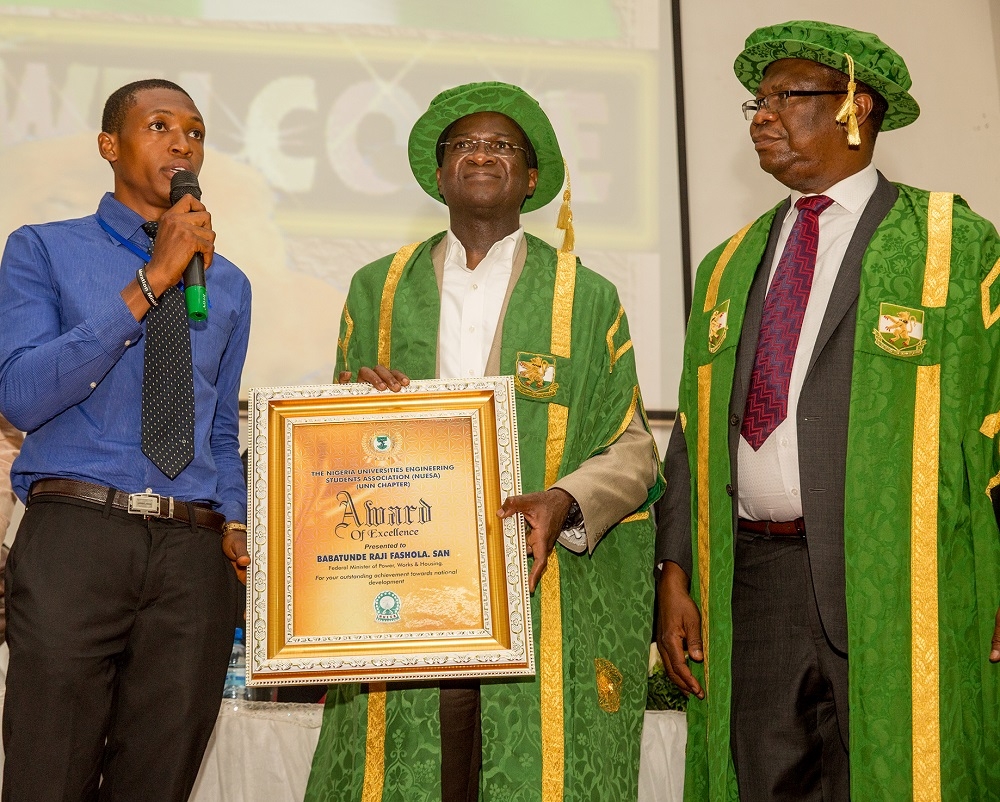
[
  {"xmin": 656, "ymin": 20, "xmax": 1000, "ymax": 801},
  {"xmin": 306, "ymin": 81, "xmax": 664, "ymax": 802}
]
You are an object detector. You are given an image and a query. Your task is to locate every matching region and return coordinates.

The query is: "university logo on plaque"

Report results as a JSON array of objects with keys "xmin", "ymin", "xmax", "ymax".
[{"xmin": 361, "ymin": 426, "xmax": 403, "ymax": 463}]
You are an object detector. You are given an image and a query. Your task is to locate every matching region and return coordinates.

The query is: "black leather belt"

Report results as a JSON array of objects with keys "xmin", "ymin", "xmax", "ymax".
[
  {"xmin": 738, "ymin": 517, "xmax": 806, "ymax": 538},
  {"xmin": 28, "ymin": 478, "xmax": 225, "ymax": 533}
]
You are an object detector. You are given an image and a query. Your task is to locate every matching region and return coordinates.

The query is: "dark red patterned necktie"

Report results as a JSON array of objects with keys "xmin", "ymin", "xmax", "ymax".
[{"xmin": 742, "ymin": 194, "xmax": 834, "ymax": 451}]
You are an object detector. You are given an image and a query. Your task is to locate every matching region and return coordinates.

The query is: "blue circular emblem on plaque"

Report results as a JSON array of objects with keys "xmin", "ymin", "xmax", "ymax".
[{"xmin": 374, "ymin": 590, "xmax": 401, "ymax": 623}]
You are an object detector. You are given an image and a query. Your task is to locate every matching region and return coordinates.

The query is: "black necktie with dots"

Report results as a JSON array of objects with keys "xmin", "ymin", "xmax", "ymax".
[{"xmin": 140, "ymin": 221, "xmax": 195, "ymax": 479}]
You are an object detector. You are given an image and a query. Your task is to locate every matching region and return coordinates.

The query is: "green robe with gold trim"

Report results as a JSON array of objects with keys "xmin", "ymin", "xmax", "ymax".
[
  {"xmin": 305, "ymin": 232, "xmax": 664, "ymax": 801},
  {"xmin": 680, "ymin": 184, "xmax": 1000, "ymax": 801}
]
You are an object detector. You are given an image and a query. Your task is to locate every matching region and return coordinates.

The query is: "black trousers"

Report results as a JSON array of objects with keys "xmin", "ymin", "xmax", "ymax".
[
  {"xmin": 439, "ymin": 680, "xmax": 482, "ymax": 802},
  {"xmin": 730, "ymin": 530, "xmax": 850, "ymax": 802},
  {"xmin": 2, "ymin": 497, "xmax": 238, "ymax": 801}
]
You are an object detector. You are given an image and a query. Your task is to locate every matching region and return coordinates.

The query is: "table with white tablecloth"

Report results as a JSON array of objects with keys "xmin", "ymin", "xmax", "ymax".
[
  {"xmin": 190, "ymin": 701, "xmax": 323, "ymax": 802},
  {"xmin": 190, "ymin": 701, "xmax": 686, "ymax": 802},
  {"xmin": 638, "ymin": 710, "xmax": 687, "ymax": 802}
]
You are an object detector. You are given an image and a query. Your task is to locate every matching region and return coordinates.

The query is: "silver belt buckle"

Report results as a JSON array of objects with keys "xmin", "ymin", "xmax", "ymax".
[{"xmin": 128, "ymin": 488, "xmax": 174, "ymax": 519}]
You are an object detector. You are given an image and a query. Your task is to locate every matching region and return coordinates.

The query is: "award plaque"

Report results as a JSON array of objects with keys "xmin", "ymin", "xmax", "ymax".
[{"xmin": 245, "ymin": 377, "xmax": 533, "ymax": 685}]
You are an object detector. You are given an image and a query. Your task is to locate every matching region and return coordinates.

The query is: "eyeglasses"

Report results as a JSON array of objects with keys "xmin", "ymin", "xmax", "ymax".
[
  {"xmin": 438, "ymin": 138, "xmax": 529, "ymax": 159},
  {"xmin": 742, "ymin": 90, "xmax": 847, "ymax": 121}
]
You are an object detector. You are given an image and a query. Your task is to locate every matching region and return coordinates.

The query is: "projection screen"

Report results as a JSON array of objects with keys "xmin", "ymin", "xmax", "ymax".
[{"xmin": 0, "ymin": 0, "xmax": 685, "ymax": 414}]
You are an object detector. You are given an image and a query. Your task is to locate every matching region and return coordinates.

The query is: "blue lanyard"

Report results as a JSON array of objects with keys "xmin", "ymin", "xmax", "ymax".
[
  {"xmin": 96, "ymin": 214, "xmax": 205, "ymax": 306},
  {"xmin": 97, "ymin": 215, "xmax": 152, "ymax": 264}
]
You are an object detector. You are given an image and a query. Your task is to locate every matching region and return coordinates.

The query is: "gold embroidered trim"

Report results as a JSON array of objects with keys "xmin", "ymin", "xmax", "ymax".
[
  {"xmin": 981, "ymin": 256, "xmax": 1000, "ymax": 330},
  {"xmin": 338, "ymin": 303, "xmax": 354, "ymax": 369},
  {"xmin": 679, "ymin": 412, "xmax": 687, "ymax": 432},
  {"xmin": 537, "ymin": 252, "xmax": 575, "ymax": 801},
  {"xmin": 598, "ymin": 386, "xmax": 639, "ymax": 452},
  {"xmin": 922, "ymin": 193, "xmax": 953, "ymax": 309},
  {"xmin": 552, "ymin": 251, "xmax": 577, "ymax": 359},
  {"xmin": 613, "ymin": 340, "xmax": 633, "ymax": 369},
  {"xmin": 605, "ymin": 306, "xmax": 633, "ymax": 371},
  {"xmin": 541, "ymin": 401, "xmax": 569, "ymax": 802},
  {"xmin": 606, "ymin": 305, "xmax": 624, "ymax": 368},
  {"xmin": 377, "ymin": 242, "xmax": 420, "ymax": 367},
  {"xmin": 361, "ymin": 683, "xmax": 387, "ymax": 802},
  {"xmin": 704, "ymin": 221, "xmax": 754, "ymax": 313},
  {"xmin": 986, "ymin": 472, "xmax": 1000, "ymax": 497},
  {"xmin": 541, "ymin": 549, "xmax": 564, "ymax": 802},
  {"xmin": 911, "ymin": 364, "xmax": 941, "ymax": 802},
  {"xmin": 981, "ymin": 412, "xmax": 1000, "ymax": 439},
  {"xmin": 544, "ymin": 404, "xmax": 569, "ymax": 488},
  {"xmin": 696, "ymin": 364, "xmax": 712, "ymax": 688},
  {"xmin": 637, "ymin": 395, "xmax": 662, "ymax": 467},
  {"xmin": 620, "ymin": 510, "xmax": 649, "ymax": 524}
]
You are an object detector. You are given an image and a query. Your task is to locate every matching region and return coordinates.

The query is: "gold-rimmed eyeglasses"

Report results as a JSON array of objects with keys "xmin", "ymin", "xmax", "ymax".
[{"xmin": 742, "ymin": 90, "xmax": 847, "ymax": 121}]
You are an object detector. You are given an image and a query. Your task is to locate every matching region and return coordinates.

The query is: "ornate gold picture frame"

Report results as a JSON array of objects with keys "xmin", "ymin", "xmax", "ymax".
[{"xmin": 246, "ymin": 377, "xmax": 532, "ymax": 684}]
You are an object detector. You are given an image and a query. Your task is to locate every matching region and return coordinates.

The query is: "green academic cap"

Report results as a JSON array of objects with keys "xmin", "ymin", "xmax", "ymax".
[
  {"xmin": 734, "ymin": 20, "xmax": 920, "ymax": 132},
  {"xmin": 407, "ymin": 81, "xmax": 565, "ymax": 214}
]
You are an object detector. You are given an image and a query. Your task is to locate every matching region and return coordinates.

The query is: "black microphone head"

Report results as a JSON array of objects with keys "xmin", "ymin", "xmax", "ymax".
[{"xmin": 170, "ymin": 169, "xmax": 202, "ymax": 205}]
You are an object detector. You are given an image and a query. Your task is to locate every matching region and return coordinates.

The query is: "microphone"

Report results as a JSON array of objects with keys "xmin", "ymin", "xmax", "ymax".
[{"xmin": 169, "ymin": 170, "xmax": 208, "ymax": 321}]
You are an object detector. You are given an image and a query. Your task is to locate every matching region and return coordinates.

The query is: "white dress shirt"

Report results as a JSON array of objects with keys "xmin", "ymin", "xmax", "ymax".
[
  {"xmin": 438, "ymin": 227, "xmax": 523, "ymax": 380},
  {"xmin": 738, "ymin": 163, "xmax": 879, "ymax": 521}
]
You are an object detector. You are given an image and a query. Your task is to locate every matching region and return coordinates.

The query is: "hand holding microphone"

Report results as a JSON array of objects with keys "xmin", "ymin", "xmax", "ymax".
[
  {"xmin": 120, "ymin": 170, "xmax": 215, "ymax": 324},
  {"xmin": 169, "ymin": 170, "xmax": 209, "ymax": 321}
]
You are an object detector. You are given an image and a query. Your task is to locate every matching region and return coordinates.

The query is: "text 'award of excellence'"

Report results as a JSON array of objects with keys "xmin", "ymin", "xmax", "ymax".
[{"xmin": 246, "ymin": 377, "xmax": 532, "ymax": 685}]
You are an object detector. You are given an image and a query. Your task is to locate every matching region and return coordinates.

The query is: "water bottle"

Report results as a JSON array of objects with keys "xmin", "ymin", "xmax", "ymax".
[{"xmin": 222, "ymin": 627, "xmax": 246, "ymax": 699}]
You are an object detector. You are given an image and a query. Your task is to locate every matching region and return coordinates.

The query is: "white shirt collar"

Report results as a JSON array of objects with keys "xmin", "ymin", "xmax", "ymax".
[
  {"xmin": 444, "ymin": 227, "xmax": 524, "ymax": 272},
  {"xmin": 789, "ymin": 162, "xmax": 879, "ymax": 215}
]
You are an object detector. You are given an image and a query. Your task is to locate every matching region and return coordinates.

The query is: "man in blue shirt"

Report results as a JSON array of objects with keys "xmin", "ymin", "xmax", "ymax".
[{"xmin": 0, "ymin": 79, "xmax": 251, "ymax": 800}]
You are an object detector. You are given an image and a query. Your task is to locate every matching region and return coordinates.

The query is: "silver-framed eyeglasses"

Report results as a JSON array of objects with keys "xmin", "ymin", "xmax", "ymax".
[
  {"xmin": 439, "ymin": 138, "xmax": 529, "ymax": 159},
  {"xmin": 742, "ymin": 90, "xmax": 847, "ymax": 120}
]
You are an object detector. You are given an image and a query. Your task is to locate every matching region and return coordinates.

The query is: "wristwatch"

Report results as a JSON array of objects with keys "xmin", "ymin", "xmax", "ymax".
[
  {"xmin": 560, "ymin": 497, "xmax": 586, "ymax": 549},
  {"xmin": 562, "ymin": 499, "xmax": 583, "ymax": 530}
]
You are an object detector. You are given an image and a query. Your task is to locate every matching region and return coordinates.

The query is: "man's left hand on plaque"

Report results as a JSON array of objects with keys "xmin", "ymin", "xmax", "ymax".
[{"xmin": 339, "ymin": 366, "xmax": 410, "ymax": 392}]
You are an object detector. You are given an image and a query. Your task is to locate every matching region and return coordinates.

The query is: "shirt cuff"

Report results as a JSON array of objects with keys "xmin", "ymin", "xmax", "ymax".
[{"xmin": 92, "ymin": 293, "xmax": 143, "ymax": 357}]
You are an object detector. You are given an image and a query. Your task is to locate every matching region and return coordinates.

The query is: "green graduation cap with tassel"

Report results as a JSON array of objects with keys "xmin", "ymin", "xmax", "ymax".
[
  {"xmin": 407, "ymin": 80, "xmax": 577, "ymax": 252},
  {"xmin": 734, "ymin": 20, "xmax": 920, "ymax": 139}
]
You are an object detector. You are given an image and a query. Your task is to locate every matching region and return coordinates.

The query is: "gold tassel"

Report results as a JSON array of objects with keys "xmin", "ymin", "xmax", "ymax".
[
  {"xmin": 834, "ymin": 52, "xmax": 861, "ymax": 147},
  {"xmin": 556, "ymin": 159, "xmax": 575, "ymax": 253}
]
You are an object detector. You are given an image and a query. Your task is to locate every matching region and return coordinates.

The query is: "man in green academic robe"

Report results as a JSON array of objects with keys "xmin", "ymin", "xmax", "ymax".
[
  {"xmin": 306, "ymin": 81, "xmax": 663, "ymax": 802},
  {"xmin": 656, "ymin": 20, "xmax": 1000, "ymax": 801}
]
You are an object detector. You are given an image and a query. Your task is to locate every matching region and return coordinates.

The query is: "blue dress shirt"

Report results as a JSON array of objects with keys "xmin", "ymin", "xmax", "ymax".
[{"xmin": 0, "ymin": 193, "xmax": 251, "ymax": 523}]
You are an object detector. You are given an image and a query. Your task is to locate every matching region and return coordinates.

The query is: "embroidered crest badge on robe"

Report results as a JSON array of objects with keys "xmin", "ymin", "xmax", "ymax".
[
  {"xmin": 515, "ymin": 352, "xmax": 558, "ymax": 398},
  {"xmin": 708, "ymin": 299, "xmax": 730, "ymax": 354},
  {"xmin": 594, "ymin": 658, "xmax": 623, "ymax": 713},
  {"xmin": 873, "ymin": 303, "xmax": 926, "ymax": 357}
]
